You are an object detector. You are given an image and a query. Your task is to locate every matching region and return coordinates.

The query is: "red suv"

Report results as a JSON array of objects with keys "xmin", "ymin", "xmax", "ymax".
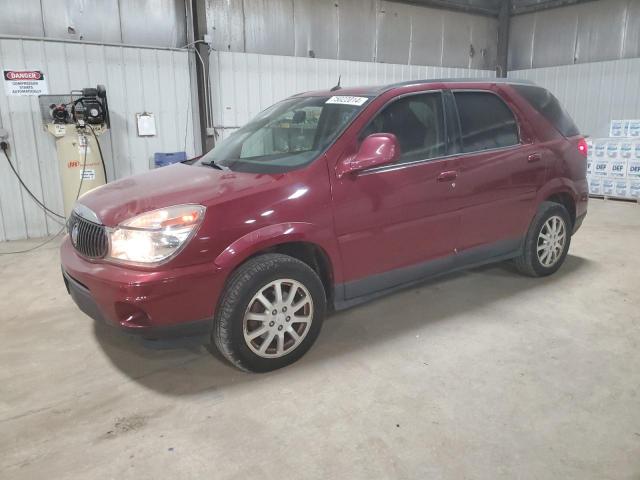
[{"xmin": 61, "ymin": 79, "xmax": 588, "ymax": 372}]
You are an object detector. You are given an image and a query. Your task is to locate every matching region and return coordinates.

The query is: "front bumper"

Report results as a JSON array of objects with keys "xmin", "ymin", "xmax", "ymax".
[{"xmin": 61, "ymin": 237, "xmax": 225, "ymax": 340}]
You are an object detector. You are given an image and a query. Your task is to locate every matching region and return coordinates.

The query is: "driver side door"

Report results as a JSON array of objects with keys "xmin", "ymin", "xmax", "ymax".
[{"xmin": 330, "ymin": 91, "xmax": 460, "ymax": 299}]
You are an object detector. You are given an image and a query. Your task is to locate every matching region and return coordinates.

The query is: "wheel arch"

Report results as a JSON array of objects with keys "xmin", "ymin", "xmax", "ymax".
[
  {"xmin": 535, "ymin": 179, "xmax": 579, "ymax": 228},
  {"xmin": 214, "ymin": 223, "xmax": 338, "ymax": 304},
  {"xmin": 545, "ymin": 191, "xmax": 576, "ymax": 227},
  {"xmin": 258, "ymin": 242, "xmax": 334, "ymax": 305}
]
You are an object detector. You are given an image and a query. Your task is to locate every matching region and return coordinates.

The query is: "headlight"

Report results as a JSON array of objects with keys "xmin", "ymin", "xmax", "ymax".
[{"xmin": 107, "ymin": 204, "xmax": 205, "ymax": 265}]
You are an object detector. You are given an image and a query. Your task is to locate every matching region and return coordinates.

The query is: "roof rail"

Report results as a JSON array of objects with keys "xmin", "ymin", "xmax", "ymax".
[{"xmin": 378, "ymin": 77, "xmax": 536, "ymax": 93}]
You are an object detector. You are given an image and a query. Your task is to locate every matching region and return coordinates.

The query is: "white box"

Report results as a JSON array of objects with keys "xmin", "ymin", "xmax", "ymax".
[
  {"xmin": 594, "ymin": 141, "xmax": 607, "ymax": 157},
  {"xmin": 589, "ymin": 177, "xmax": 602, "ymax": 194},
  {"xmin": 629, "ymin": 181, "xmax": 640, "ymax": 198},
  {"xmin": 586, "ymin": 139, "xmax": 594, "ymax": 158},
  {"xmin": 586, "ymin": 158, "xmax": 593, "ymax": 175},
  {"xmin": 627, "ymin": 160, "xmax": 640, "ymax": 179},
  {"xmin": 610, "ymin": 120, "xmax": 626, "ymax": 137},
  {"xmin": 614, "ymin": 180, "xmax": 629, "ymax": 197},
  {"xmin": 602, "ymin": 178, "xmax": 615, "ymax": 195},
  {"xmin": 606, "ymin": 142, "xmax": 619, "ymax": 159},
  {"xmin": 593, "ymin": 157, "xmax": 609, "ymax": 176},
  {"xmin": 635, "ymin": 142, "xmax": 640, "ymax": 159},
  {"xmin": 620, "ymin": 142, "xmax": 633, "ymax": 158},
  {"xmin": 608, "ymin": 158, "xmax": 627, "ymax": 178},
  {"xmin": 629, "ymin": 120, "xmax": 640, "ymax": 138}
]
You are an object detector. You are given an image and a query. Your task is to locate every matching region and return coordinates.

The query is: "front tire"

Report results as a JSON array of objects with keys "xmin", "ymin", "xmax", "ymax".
[
  {"xmin": 514, "ymin": 201, "xmax": 572, "ymax": 277},
  {"xmin": 212, "ymin": 253, "xmax": 326, "ymax": 372}
]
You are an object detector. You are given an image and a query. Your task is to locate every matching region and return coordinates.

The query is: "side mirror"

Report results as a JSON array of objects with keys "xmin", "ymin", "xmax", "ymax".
[{"xmin": 337, "ymin": 133, "xmax": 400, "ymax": 178}]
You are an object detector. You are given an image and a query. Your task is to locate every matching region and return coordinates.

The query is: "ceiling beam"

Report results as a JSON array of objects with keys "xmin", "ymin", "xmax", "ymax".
[
  {"xmin": 393, "ymin": 0, "xmax": 500, "ymax": 17},
  {"xmin": 511, "ymin": 0, "xmax": 601, "ymax": 15},
  {"xmin": 392, "ymin": 0, "xmax": 604, "ymax": 19}
]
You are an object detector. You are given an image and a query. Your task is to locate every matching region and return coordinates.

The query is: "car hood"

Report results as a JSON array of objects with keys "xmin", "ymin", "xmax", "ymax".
[{"xmin": 76, "ymin": 163, "xmax": 282, "ymax": 226}]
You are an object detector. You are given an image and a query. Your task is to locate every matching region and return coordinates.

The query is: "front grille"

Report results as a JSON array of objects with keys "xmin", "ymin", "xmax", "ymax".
[{"xmin": 67, "ymin": 212, "xmax": 108, "ymax": 259}]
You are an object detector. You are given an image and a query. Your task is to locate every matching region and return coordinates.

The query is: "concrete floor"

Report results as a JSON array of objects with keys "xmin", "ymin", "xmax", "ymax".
[{"xmin": 0, "ymin": 198, "xmax": 639, "ymax": 479}]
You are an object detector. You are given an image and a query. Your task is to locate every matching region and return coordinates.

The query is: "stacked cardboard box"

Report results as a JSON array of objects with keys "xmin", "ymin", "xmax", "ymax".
[{"xmin": 586, "ymin": 120, "xmax": 640, "ymax": 200}]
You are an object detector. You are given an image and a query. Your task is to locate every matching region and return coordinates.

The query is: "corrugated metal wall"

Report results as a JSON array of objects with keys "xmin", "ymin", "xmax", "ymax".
[
  {"xmin": 508, "ymin": 57, "xmax": 640, "ymax": 138},
  {"xmin": 0, "ymin": 0, "xmax": 187, "ymax": 48},
  {"xmin": 207, "ymin": 0, "xmax": 498, "ymax": 69},
  {"xmin": 209, "ymin": 50, "xmax": 494, "ymax": 139},
  {"xmin": 0, "ymin": 38, "xmax": 198, "ymax": 241},
  {"xmin": 509, "ymin": 0, "xmax": 640, "ymax": 70}
]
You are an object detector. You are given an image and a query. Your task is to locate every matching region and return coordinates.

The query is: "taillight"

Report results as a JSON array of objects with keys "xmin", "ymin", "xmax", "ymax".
[{"xmin": 577, "ymin": 138, "xmax": 588, "ymax": 157}]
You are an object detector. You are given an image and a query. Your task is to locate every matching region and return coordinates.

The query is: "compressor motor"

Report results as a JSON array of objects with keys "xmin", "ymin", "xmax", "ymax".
[
  {"xmin": 71, "ymin": 85, "xmax": 109, "ymax": 125},
  {"xmin": 47, "ymin": 85, "xmax": 109, "ymax": 126}
]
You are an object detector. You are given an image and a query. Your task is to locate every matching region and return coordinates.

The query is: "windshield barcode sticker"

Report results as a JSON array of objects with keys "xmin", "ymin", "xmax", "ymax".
[{"xmin": 326, "ymin": 96, "xmax": 368, "ymax": 106}]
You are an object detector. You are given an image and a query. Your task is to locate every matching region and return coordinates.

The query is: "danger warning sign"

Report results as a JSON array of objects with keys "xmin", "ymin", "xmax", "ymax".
[{"xmin": 4, "ymin": 70, "xmax": 49, "ymax": 96}]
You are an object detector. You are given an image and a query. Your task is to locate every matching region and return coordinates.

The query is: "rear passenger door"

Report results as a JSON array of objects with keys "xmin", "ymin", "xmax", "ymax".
[{"xmin": 450, "ymin": 90, "xmax": 545, "ymax": 256}]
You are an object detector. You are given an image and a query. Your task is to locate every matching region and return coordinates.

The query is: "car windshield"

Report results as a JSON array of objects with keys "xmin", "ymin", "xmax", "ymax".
[{"xmin": 196, "ymin": 95, "xmax": 370, "ymax": 173}]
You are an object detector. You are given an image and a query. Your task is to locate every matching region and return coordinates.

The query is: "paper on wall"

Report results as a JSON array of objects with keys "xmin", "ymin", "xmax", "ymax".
[{"xmin": 136, "ymin": 113, "xmax": 156, "ymax": 136}]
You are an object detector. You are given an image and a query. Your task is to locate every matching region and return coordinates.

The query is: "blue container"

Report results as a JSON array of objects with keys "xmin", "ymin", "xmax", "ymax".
[{"xmin": 154, "ymin": 151, "xmax": 187, "ymax": 168}]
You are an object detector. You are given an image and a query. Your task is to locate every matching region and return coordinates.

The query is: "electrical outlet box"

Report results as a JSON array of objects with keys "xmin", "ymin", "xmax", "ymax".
[
  {"xmin": 203, "ymin": 34, "xmax": 212, "ymax": 45},
  {"xmin": 206, "ymin": 127, "xmax": 215, "ymax": 137}
]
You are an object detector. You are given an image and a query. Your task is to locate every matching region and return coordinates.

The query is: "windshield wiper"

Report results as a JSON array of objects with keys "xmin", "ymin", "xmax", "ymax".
[{"xmin": 200, "ymin": 160, "xmax": 226, "ymax": 170}]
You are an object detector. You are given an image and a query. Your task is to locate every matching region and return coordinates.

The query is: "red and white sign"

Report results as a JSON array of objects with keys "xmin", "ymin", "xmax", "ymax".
[{"xmin": 3, "ymin": 70, "xmax": 48, "ymax": 96}]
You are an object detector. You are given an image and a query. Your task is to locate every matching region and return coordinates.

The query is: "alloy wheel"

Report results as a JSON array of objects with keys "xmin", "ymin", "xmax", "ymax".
[
  {"xmin": 243, "ymin": 279, "xmax": 314, "ymax": 358},
  {"xmin": 536, "ymin": 215, "xmax": 567, "ymax": 267}
]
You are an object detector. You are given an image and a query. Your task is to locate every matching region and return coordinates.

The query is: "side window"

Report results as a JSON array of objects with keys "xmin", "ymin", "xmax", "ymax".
[
  {"xmin": 362, "ymin": 93, "xmax": 445, "ymax": 163},
  {"xmin": 512, "ymin": 84, "xmax": 579, "ymax": 137},
  {"xmin": 453, "ymin": 92, "xmax": 519, "ymax": 153}
]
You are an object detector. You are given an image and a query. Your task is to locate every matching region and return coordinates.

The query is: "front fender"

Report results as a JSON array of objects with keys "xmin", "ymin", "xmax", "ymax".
[{"xmin": 214, "ymin": 222, "xmax": 342, "ymax": 280}]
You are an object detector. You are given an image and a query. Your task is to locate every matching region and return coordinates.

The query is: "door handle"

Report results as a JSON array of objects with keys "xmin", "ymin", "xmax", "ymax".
[
  {"xmin": 437, "ymin": 170, "xmax": 458, "ymax": 182},
  {"xmin": 528, "ymin": 153, "xmax": 542, "ymax": 163}
]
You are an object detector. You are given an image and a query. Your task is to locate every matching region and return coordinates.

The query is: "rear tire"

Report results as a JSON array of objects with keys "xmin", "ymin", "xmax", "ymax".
[
  {"xmin": 212, "ymin": 253, "xmax": 326, "ymax": 372},
  {"xmin": 514, "ymin": 201, "xmax": 571, "ymax": 277}
]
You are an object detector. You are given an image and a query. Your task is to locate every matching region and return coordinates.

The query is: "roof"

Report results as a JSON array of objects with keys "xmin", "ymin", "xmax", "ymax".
[{"xmin": 296, "ymin": 77, "xmax": 537, "ymax": 98}]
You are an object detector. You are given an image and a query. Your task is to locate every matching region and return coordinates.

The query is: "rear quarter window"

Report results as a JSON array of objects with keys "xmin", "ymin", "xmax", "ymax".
[
  {"xmin": 512, "ymin": 85, "xmax": 580, "ymax": 137},
  {"xmin": 452, "ymin": 91, "xmax": 520, "ymax": 153}
]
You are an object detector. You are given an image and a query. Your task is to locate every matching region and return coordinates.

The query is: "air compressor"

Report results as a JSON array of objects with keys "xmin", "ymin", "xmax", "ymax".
[{"xmin": 40, "ymin": 85, "xmax": 109, "ymax": 217}]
